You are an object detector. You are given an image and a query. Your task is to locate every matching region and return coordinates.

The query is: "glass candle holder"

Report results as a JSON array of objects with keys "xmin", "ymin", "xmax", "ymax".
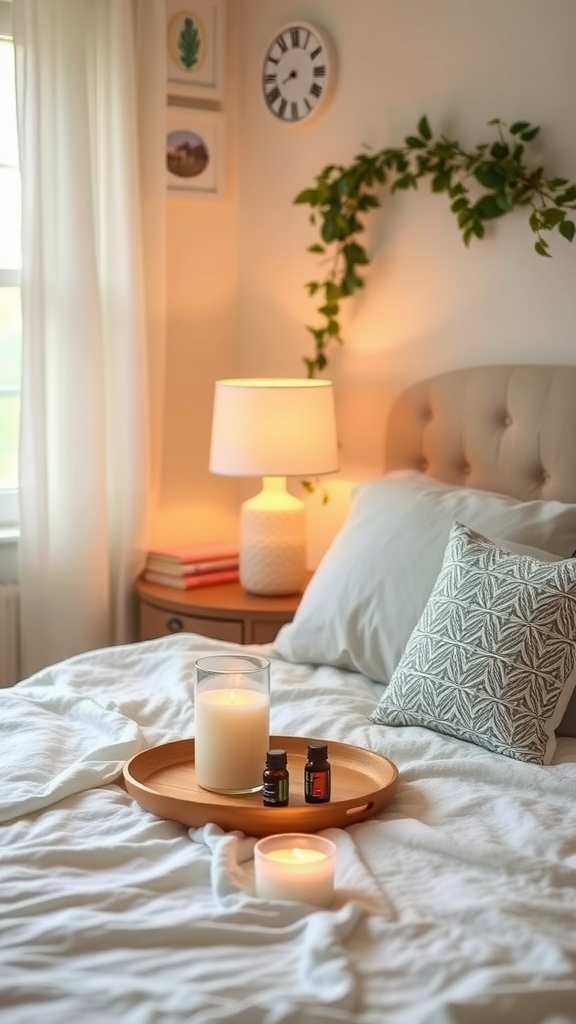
[
  {"xmin": 254, "ymin": 833, "xmax": 336, "ymax": 907},
  {"xmin": 194, "ymin": 654, "xmax": 270, "ymax": 795}
]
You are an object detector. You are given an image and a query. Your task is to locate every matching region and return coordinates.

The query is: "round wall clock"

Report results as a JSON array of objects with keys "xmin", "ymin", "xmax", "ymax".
[{"xmin": 261, "ymin": 22, "xmax": 335, "ymax": 124}]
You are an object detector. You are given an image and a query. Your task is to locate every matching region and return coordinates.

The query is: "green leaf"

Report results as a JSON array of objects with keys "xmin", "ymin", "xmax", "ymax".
[
  {"xmin": 520, "ymin": 126, "xmax": 540, "ymax": 142},
  {"xmin": 474, "ymin": 162, "xmax": 505, "ymax": 189},
  {"xmin": 450, "ymin": 197, "xmax": 469, "ymax": 213},
  {"xmin": 325, "ymin": 282, "xmax": 342, "ymax": 301},
  {"xmin": 327, "ymin": 320, "xmax": 340, "ymax": 337},
  {"xmin": 495, "ymin": 191, "xmax": 514, "ymax": 212},
  {"xmin": 295, "ymin": 188, "xmax": 320, "ymax": 205},
  {"xmin": 343, "ymin": 241, "xmax": 369, "ymax": 264},
  {"xmin": 357, "ymin": 193, "xmax": 381, "ymax": 211},
  {"xmin": 529, "ymin": 210, "xmax": 541, "ymax": 232},
  {"xmin": 305, "ymin": 281, "xmax": 320, "ymax": 295},
  {"xmin": 474, "ymin": 194, "xmax": 506, "ymax": 220},
  {"xmin": 490, "ymin": 142, "xmax": 509, "ymax": 159},
  {"xmin": 559, "ymin": 219, "xmax": 576, "ymax": 242},
  {"xmin": 534, "ymin": 240, "xmax": 551, "ymax": 257},
  {"xmin": 391, "ymin": 174, "xmax": 413, "ymax": 192},
  {"xmin": 556, "ymin": 186, "xmax": 576, "ymax": 204},
  {"xmin": 418, "ymin": 115, "xmax": 432, "ymax": 140},
  {"xmin": 307, "ymin": 243, "xmax": 325, "ymax": 254},
  {"xmin": 319, "ymin": 303, "xmax": 339, "ymax": 317},
  {"xmin": 541, "ymin": 207, "xmax": 565, "ymax": 228},
  {"xmin": 343, "ymin": 270, "xmax": 364, "ymax": 293},
  {"xmin": 472, "ymin": 219, "xmax": 485, "ymax": 239},
  {"xmin": 321, "ymin": 216, "xmax": 338, "ymax": 243},
  {"xmin": 405, "ymin": 135, "xmax": 427, "ymax": 149},
  {"xmin": 431, "ymin": 172, "xmax": 451, "ymax": 192},
  {"xmin": 510, "ymin": 120, "xmax": 531, "ymax": 135}
]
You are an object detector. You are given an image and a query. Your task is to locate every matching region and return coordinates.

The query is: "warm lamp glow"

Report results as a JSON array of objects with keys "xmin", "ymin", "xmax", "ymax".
[{"xmin": 209, "ymin": 378, "xmax": 339, "ymax": 595}]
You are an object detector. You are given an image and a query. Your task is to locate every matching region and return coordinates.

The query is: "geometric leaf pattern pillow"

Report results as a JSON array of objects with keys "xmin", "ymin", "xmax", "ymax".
[{"xmin": 369, "ymin": 522, "xmax": 576, "ymax": 764}]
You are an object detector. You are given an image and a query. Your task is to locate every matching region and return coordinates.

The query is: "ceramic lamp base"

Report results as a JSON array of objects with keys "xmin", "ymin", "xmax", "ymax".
[{"xmin": 240, "ymin": 478, "xmax": 306, "ymax": 596}]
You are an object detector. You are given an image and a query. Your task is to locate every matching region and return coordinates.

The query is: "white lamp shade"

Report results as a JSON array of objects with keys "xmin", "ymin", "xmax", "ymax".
[{"xmin": 209, "ymin": 378, "xmax": 339, "ymax": 478}]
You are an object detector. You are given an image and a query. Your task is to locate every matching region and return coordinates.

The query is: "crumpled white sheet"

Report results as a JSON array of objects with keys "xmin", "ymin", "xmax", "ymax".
[{"xmin": 1, "ymin": 633, "xmax": 576, "ymax": 1024}]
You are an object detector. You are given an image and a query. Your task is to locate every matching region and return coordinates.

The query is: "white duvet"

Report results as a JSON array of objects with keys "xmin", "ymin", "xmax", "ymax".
[{"xmin": 1, "ymin": 633, "xmax": 576, "ymax": 1024}]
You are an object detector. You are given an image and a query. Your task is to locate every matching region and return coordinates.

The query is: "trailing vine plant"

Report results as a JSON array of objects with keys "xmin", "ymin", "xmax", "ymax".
[{"xmin": 295, "ymin": 116, "xmax": 576, "ymax": 378}]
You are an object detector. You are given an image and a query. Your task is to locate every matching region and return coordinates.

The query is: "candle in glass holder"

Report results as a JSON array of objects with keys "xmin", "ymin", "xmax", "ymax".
[
  {"xmin": 254, "ymin": 833, "xmax": 336, "ymax": 906},
  {"xmin": 194, "ymin": 655, "xmax": 270, "ymax": 794}
]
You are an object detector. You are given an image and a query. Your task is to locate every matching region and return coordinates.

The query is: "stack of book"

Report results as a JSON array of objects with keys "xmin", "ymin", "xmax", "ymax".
[{"xmin": 144, "ymin": 542, "xmax": 240, "ymax": 590}]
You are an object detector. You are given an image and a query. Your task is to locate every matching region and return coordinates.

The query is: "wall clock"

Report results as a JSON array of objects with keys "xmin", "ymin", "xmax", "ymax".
[{"xmin": 262, "ymin": 22, "xmax": 335, "ymax": 124}]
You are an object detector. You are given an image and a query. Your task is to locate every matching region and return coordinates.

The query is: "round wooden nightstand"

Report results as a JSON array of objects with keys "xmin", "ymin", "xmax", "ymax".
[{"xmin": 136, "ymin": 574, "xmax": 312, "ymax": 646}]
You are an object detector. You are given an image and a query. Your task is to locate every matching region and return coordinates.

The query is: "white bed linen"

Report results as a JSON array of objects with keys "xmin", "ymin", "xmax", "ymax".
[{"xmin": 1, "ymin": 633, "xmax": 576, "ymax": 1024}]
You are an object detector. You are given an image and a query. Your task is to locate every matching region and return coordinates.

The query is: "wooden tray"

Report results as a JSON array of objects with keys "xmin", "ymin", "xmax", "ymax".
[{"xmin": 123, "ymin": 736, "xmax": 398, "ymax": 837}]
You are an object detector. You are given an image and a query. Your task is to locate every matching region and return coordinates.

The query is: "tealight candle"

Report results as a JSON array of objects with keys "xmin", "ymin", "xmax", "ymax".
[
  {"xmin": 254, "ymin": 833, "xmax": 336, "ymax": 906},
  {"xmin": 194, "ymin": 655, "xmax": 270, "ymax": 794}
]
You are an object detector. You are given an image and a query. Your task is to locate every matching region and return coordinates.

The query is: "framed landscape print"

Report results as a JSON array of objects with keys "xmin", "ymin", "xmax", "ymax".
[
  {"xmin": 166, "ymin": 0, "xmax": 225, "ymax": 100},
  {"xmin": 166, "ymin": 107, "xmax": 224, "ymax": 197}
]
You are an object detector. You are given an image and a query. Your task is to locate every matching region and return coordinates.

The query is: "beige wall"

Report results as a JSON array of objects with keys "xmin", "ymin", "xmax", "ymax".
[{"xmin": 155, "ymin": 0, "xmax": 576, "ymax": 551}]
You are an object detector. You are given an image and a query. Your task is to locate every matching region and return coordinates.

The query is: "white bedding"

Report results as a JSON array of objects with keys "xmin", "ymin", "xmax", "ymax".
[{"xmin": 2, "ymin": 633, "xmax": 576, "ymax": 1024}]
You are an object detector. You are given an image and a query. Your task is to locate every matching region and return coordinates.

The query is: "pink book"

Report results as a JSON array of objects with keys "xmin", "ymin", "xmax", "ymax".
[
  {"xmin": 146, "ymin": 542, "xmax": 239, "ymax": 566},
  {"xmin": 145, "ymin": 556, "xmax": 239, "ymax": 577},
  {"xmin": 144, "ymin": 569, "xmax": 240, "ymax": 591}
]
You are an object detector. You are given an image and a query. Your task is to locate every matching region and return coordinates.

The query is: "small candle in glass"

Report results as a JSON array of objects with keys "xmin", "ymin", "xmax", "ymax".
[{"xmin": 254, "ymin": 833, "xmax": 336, "ymax": 907}]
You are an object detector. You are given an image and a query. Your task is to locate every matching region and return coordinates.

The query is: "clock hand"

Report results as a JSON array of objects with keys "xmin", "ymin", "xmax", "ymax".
[{"xmin": 281, "ymin": 69, "xmax": 297, "ymax": 85}]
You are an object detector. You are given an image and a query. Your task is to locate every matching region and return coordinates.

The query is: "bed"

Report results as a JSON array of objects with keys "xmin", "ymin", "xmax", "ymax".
[{"xmin": 2, "ymin": 364, "xmax": 576, "ymax": 1024}]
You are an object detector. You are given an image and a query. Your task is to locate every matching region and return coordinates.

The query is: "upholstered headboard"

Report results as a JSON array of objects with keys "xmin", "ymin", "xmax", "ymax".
[{"xmin": 384, "ymin": 365, "xmax": 576, "ymax": 504}]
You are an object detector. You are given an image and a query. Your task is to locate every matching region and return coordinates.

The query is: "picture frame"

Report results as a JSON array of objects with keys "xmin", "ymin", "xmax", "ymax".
[
  {"xmin": 166, "ymin": 0, "xmax": 225, "ymax": 101},
  {"xmin": 166, "ymin": 107, "xmax": 225, "ymax": 197}
]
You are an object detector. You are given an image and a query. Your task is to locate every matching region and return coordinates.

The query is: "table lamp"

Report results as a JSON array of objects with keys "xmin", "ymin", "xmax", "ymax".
[{"xmin": 209, "ymin": 378, "xmax": 339, "ymax": 596}]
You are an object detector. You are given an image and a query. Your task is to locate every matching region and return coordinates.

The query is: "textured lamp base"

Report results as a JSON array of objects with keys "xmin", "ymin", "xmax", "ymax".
[{"xmin": 240, "ymin": 479, "xmax": 306, "ymax": 596}]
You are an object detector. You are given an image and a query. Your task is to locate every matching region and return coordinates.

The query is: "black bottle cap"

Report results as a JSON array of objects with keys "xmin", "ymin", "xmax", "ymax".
[
  {"xmin": 266, "ymin": 749, "xmax": 287, "ymax": 769},
  {"xmin": 307, "ymin": 742, "xmax": 328, "ymax": 761}
]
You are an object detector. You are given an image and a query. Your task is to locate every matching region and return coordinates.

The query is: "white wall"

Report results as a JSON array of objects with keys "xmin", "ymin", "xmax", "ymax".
[{"xmin": 236, "ymin": 0, "xmax": 576, "ymax": 482}]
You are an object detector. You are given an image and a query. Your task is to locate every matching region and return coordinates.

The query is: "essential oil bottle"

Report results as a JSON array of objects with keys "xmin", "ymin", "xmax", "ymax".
[
  {"xmin": 304, "ymin": 742, "xmax": 331, "ymax": 803},
  {"xmin": 262, "ymin": 749, "xmax": 289, "ymax": 807}
]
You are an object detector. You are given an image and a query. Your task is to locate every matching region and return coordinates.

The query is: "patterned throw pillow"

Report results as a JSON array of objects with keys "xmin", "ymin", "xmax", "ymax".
[{"xmin": 369, "ymin": 522, "xmax": 576, "ymax": 764}]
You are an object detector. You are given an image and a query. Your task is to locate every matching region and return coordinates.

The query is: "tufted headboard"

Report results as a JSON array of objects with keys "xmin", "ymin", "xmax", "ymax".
[{"xmin": 384, "ymin": 365, "xmax": 576, "ymax": 504}]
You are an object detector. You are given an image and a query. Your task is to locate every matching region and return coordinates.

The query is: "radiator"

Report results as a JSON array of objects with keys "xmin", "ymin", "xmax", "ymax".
[{"xmin": 0, "ymin": 584, "xmax": 20, "ymax": 688}]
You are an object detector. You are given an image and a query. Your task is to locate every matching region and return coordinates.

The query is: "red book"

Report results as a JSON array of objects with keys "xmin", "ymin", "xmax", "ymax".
[
  {"xmin": 146, "ymin": 542, "xmax": 239, "ymax": 569},
  {"xmin": 144, "ymin": 568, "xmax": 240, "ymax": 590},
  {"xmin": 145, "ymin": 556, "xmax": 239, "ymax": 577}
]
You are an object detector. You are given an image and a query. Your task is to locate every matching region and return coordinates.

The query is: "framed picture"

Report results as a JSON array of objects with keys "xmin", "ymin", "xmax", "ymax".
[
  {"xmin": 166, "ymin": 0, "xmax": 225, "ymax": 100},
  {"xmin": 166, "ymin": 107, "xmax": 225, "ymax": 197}
]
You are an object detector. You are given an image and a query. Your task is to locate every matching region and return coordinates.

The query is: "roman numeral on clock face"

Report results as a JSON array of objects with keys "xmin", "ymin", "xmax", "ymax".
[
  {"xmin": 266, "ymin": 86, "xmax": 280, "ymax": 105},
  {"xmin": 290, "ymin": 28, "xmax": 300, "ymax": 47},
  {"xmin": 310, "ymin": 82, "xmax": 323, "ymax": 99},
  {"xmin": 277, "ymin": 34, "xmax": 288, "ymax": 54},
  {"xmin": 310, "ymin": 45, "xmax": 322, "ymax": 60},
  {"xmin": 291, "ymin": 101, "xmax": 299, "ymax": 120},
  {"xmin": 313, "ymin": 65, "xmax": 326, "ymax": 78}
]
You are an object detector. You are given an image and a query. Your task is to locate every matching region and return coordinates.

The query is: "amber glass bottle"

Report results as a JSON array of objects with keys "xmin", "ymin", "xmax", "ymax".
[
  {"xmin": 304, "ymin": 742, "xmax": 331, "ymax": 803},
  {"xmin": 262, "ymin": 749, "xmax": 289, "ymax": 806}
]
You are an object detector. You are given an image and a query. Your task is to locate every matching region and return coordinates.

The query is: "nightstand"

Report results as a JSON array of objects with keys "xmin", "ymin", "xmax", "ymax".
[{"xmin": 135, "ymin": 574, "xmax": 312, "ymax": 645}]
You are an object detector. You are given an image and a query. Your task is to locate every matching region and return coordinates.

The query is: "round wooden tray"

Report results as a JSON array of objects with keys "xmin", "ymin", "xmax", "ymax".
[{"xmin": 123, "ymin": 736, "xmax": 398, "ymax": 837}]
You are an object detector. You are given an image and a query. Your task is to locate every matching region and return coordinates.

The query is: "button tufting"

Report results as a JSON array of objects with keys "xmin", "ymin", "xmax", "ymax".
[
  {"xmin": 463, "ymin": 463, "xmax": 471, "ymax": 476},
  {"xmin": 541, "ymin": 470, "xmax": 550, "ymax": 484},
  {"xmin": 502, "ymin": 414, "xmax": 512, "ymax": 427},
  {"xmin": 419, "ymin": 458, "xmax": 428, "ymax": 472},
  {"xmin": 422, "ymin": 406, "xmax": 433, "ymax": 423}
]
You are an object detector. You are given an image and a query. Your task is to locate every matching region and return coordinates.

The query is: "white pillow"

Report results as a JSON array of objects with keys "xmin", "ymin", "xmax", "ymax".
[
  {"xmin": 273, "ymin": 473, "xmax": 576, "ymax": 687},
  {"xmin": 368, "ymin": 522, "xmax": 576, "ymax": 765}
]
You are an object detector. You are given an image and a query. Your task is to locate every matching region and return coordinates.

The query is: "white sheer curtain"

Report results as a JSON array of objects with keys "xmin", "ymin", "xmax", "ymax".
[{"xmin": 13, "ymin": 0, "xmax": 166, "ymax": 676}]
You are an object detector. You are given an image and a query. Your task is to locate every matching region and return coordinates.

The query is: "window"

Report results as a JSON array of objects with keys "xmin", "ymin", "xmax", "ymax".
[{"xmin": 0, "ymin": 2, "xmax": 21, "ymax": 528}]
